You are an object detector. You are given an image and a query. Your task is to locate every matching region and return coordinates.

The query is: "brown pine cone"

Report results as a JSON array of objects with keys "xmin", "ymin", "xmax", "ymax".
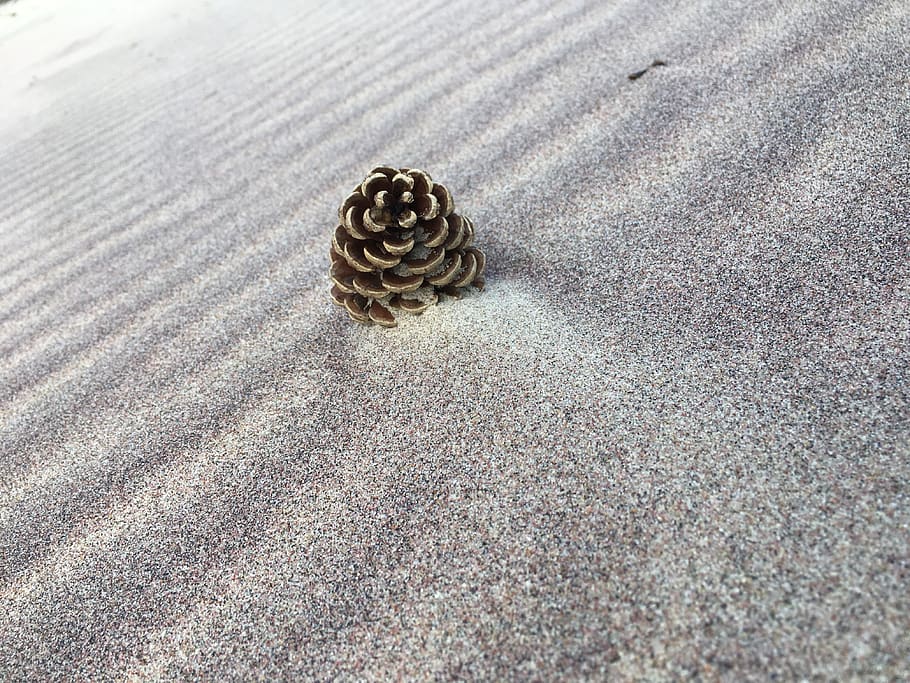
[{"xmin": 329, "ymin": 166, "xmax": 485, "ymax": 327}]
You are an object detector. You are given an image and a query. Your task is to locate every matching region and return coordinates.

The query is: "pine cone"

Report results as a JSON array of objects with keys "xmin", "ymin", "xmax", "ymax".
[{"xmin": 329, "ymin": 166, "xmax": 485, "ymax": 327}]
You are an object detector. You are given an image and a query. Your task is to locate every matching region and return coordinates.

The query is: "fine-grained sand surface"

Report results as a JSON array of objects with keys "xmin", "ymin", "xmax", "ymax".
[{"xmin": 1, "ymin": 0, "xmax": 908, "ymax": 680}]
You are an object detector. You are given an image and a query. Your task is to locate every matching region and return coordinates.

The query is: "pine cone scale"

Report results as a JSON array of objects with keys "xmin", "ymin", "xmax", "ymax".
[
  {"xmin": 368, "ymin": 302, "xmax": 397, "ymax": 327},
  {"xmin": 342, "ymin": 242, "xmax": 375, "ymax": 272},
  {"xmin": 362, "ymin": 208, "xmax": 388, "ymax": 233},
  {"xmin": 424, "ymin": 253, "xmax": 459, "ymax": 286},
  {"xmin": 391, "ymin": 173, "xmax": 415, "ymax": 195},
  {"xmin": 431, "ymin": 184, "xmax": 453, "ymax": 217},
  {"xmin": 339, "ymin": 192, "xmax": 369, "ymax": 223},
  {"xmin": 370, "ymin": 165, "xmax": 399, "ymax": 177},
  {"xmin": 330, "ymin": 285, "xmax": 347, "ymax": 305},
  {"xmin": 467, "ymin": 246, "xmax": 486, "ymax": 276},
  {"xmin": 413, "ymin": 193, "xmax": 439, "ymax": 220},
  {"xmin": 442, "ymin": 215, "xmax": 464, "ymax": 251},
  {"xmin": 344, "ymin": 294, "xmax": 371, "ymax": 322},
  {"xmin": 421, "ymin": 215, "xmax": 448, "ymax": 248},
  {"xmin": 361, "ymin": 173, "xmax": 392, "ymax": 198},
  {"xmin": 381, "ymin": 271, "xmax": 424, "ymax": 293},
  {"xmin": 329, "ymin": 258, "xmax": 357, "ymax": 292},
  {"xmin": 332, "ymin": 225, "xmax": 351, "ymax": 254},
  {"xmin": 404, "ymin": 246, "xmax": 445, "ymax": 275},
  {"xmin": 382, "ymin": 235, "xmax": 415, "ymax": 255},
  {"xmin": 397, "ymin": 210, "xmax": 418, "ymax": 229},
  {"xmin": 343, "ymin": 206, "xmax": 373, "ymax": 240},
  {"xmin": 406, "ymin": 169, "xmax": 433, "ymax": 196},
  {"xmin": 362, "ymin": 242, "xmax": 401, "ymax": 269},
  {"xmin": 350, "ymin": 272, "xmax": 386, "ymax": 298},
  {"xmin": 397, "ymin": 293, "xmax": 437, "ymax": 314},
  {"xmin": 450, "ymin": 250, "xmax": 478, "ymax": 288}
]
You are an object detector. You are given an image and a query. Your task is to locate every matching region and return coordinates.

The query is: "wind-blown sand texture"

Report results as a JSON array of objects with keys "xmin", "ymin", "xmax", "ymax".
[{"xmin": 1, "ymin": 0, "xmax": 908, "ymax": 680}]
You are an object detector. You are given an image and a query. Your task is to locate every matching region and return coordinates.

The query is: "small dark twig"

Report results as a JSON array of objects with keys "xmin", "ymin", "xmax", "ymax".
[{"xmin": 628, "ymin": 59, "xmax": 668, "ymax": 80}]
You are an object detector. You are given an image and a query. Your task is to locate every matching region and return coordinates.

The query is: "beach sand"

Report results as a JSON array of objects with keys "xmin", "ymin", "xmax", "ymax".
[{"xmin": 1, "ymin": 0, "xmax": 908, "ymax": 679}]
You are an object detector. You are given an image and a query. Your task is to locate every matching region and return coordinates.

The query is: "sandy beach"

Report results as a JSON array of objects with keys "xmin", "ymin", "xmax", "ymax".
[{"xmin": 1, "ymin": 0, "xmax": 908, "ymax": 679}]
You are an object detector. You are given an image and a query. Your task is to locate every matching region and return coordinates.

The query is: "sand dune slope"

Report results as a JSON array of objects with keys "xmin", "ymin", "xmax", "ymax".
[{"xmin": 1, "ymin": 0, "xmax": 908, "ymax": 679}]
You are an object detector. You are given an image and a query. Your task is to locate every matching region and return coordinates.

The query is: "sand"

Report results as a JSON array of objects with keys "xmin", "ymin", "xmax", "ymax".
[{"xmin": 1, "ymin": 0, "xmax": 908, "ymax": 680}]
